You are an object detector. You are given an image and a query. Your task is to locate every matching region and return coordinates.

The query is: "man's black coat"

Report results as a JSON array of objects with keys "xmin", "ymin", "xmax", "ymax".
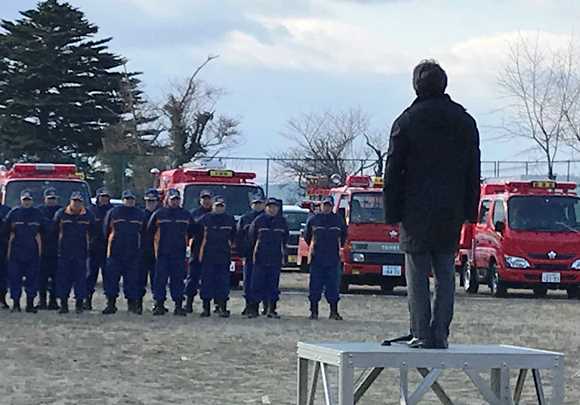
[{"xmin": 383, "ymin": 94, "xmax": 481, "ymax": 253}]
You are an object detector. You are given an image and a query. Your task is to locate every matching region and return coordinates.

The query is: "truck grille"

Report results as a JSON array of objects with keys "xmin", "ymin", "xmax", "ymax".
[
  {"xmin": 351, "ymin": 252, "xmax": 404, "ymax": 266},
  {"xmin": 529, "ymin": 253, "xmax": 574, "ymax": 260},
  {"xmin": 288, "ymin": 234, "xmax": 299, "ymax": 247}
]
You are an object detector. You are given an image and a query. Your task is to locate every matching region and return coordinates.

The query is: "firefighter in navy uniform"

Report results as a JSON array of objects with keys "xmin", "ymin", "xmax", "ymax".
[
  {"xmin": 54, "ymin": 192, "xmax": 95, "ymax": 314},
  {"xmin": 198, "ymin": 197, "xmax": 236, "ymax": 318},
  {"xmin": 248, "ymin": 198, "xmax": 289, "ymax": 319},
  {"xmin": 37, "ymin": 188, "xmax": 62, "ymax": 310},
  {"xmin": 85, "ymin": 187, "xmax": 114, "ymax": 310},
  {"xmin": 184, "ymin": 190, "xmax": 213, "ymax": 313},
  {"xmin": 3, "ymin": 190, "xmax": 45, "ymax": 313},
  {"xmin": 102, "ymin": 190, "xmax": 145, "ymax": 315},
  {"xmin": 304, "ymin": 196, "xmax": 347, "ymax": 320},
  {"xmin": 147, "ymin": 189, "xmax": 193, "ymax": 316},
  {"xmin": 237, "ymin": 197, "xmax": 265, "ymax": 315},
  {"xmin": 140, "ymin": 188, "xmax": 161, "ymax": 309},
  {"xmin": 0, "ymin": 201, "xmax": 12, "ymax": 309}
]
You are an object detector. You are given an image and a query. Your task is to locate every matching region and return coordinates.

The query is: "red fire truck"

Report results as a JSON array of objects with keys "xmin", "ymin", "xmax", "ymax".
[
  {"xmin": 455, "ymin": 180, "xmax": 580, "ymax": 299},
  {"xmin": 297, "ymin": 175, "xmax": 405, "ymax": 293},
  {"xmin": 0, "ymin": 163, "xmax": 91, "ymax": 207},
  {"xmin": 155, "ymin": 167, "xmax": 265, "ymax": 287}
]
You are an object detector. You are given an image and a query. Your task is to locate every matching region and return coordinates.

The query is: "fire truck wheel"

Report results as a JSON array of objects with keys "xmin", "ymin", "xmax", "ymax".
[
  {"xmin": 299, "ymin": 258, "xmax": 309, "ymax": 273},
  {"xmin": 380, "ymin": 282, "xmax": 394, "ymax": 294},
  {"xmin": 532, "ymin": 286, "xmax": 548, "ymax": 298},
  {"xmin": 230, "ymin": 277, "xmax": 242, "ymax": 290},
  {"xmin": 489, "ymin": 263, "xmax": 507, "ymax": 298},
  {"xmin": 567, "ymin": 286, "xmax": 579, "ymax": 299},
  {"xmin": 462, "ymin": 261, "xmax": 479, "ymax": 294}
]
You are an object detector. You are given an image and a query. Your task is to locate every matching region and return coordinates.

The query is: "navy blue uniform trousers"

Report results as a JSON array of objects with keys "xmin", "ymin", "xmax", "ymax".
[
  {"xmin": 56, "ymin": 256, "xmax": 88, "ymax": 300},
  {"xmin": 308, "ymin": 263, "xmax": 341, "ymax": 304}
]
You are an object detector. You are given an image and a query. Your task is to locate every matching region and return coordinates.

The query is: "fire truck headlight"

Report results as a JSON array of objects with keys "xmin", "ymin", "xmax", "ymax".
[
  {"xmin": 352, "ymin": 253, "xmax": 365, "ymax": 263},
  {"xmin": 571, "ymin": 259, "xmax": 580, "ymax": 270},
  {"xmin": 505, "ymin": 255, "xmax": 531, "ymax": 269}
]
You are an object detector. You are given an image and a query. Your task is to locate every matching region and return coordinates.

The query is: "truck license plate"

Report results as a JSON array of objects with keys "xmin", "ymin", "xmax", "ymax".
[
  {"xmin": 287, "ymin": 255, "xmax": 297, "ymax": 264},
  {"xmin": 541, "ymin": 272, "xmax": 560, "ymax": 283},
  {"xmin": 229, "ymin": 262, "xmax": 236, "ymax": 272},
  {"xmin": 382, "ymin": 265, "xmax": 402, "ymax": 276}
]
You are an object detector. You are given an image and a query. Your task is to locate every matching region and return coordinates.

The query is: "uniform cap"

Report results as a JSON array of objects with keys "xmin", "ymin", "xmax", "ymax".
[
  {"xmin": 144, "ymin": 188, "xmax": 160, "ymax": 201},
  {"xmin": 167, "ymin": 189, "xmax": 181, "ymax": 199},
  {"xmin": 251, "ymin": 196, "xmax": 265, "ymax": 204},
  {"xmin": 265, "ymin": 198, "xmax": 280, "ymax": 207},
  {"xmin": 322, "ymin": 196, "xmax": 334, "ymax": 205},
  {"xmin": 200, "ymin": 190, "xmax": 213, "ymax": 198},
  {"xmin": 96, "ymin": 187, "xmax": 111, "ymax": 197},
  {"xmin": 43, "ymin": 188, "xmax": 57, "ymax": 198},
  {"xmin": 213, "ymin": 197, "xmax": 225, "ymax": 206},
  {"xmin": 70, "ymin": 191, "xmax": 84, "ymax": 201},
  {"xmin": 122, "ymin": 190, "xmax": 136, "ymax": 199},
  {"xmin": 20, "ymin": 190, "xmax": 33, "ymax": 200}
]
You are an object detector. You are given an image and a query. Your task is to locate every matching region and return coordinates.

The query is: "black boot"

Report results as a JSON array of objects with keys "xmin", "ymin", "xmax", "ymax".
[
  {"xmin": 25, "ymin": 296, "xmax": 37, "ymax": 313},
  {"xmin": 127, "ymin": 299, "xmax": 136, "ymax": 314},
  {"xmin": 0, "ymin": 291, "xmax": 9, "ymax": 310},
  {"xmin": 185, "ymin": 295, "xmax": 194, "ymax": 313},
  {"xmin": 83, "ymin": 293, "xmax": 93, "ymax": 311},
  {"xmin": 37, "ymin": 292, "xmax": 48, "ymax": 310},
  {"xmin": 218, "ymin": 301, "xmax": 230, "ymax": 318},
  {"xmin": 75, "ymin": 299, "xmax": 84, "ymax": 314},
  {"xmin": 213, "ymin": 303, "xmax": 220, "ymax": 314},
  {"xmin": 309, "ymin": 302, "xmax": 319, "ymax": 320},
  {"xmin": 102, "ymin": 297, "xmax": 117, "ymax": 315},
  {"xmin": 329, "ymin": 302, "xmax": 343, "ymax": 321},
  {"xmin": 247, "ymin": 302, "xmax": 259, "ymax": 319},
  {"xmin": 58, "ymin": 299, "xmax": 69, "ymax": 314},
  {"xmin": 200, "ymin": 300, "xmax": 211, "ymax": 318},
  {"xmin": 134, "ymin": 298, "xmax": 143, "ymax": 315},
  {"xmin": 12, "ymin": 299, "xmax": 21, "ymax": 313},
  {"xmin": 241, "ymin": 300, "xmax": 249, "ymax": 316},
  {"xmin": 267, "ymin": 301, "xmax": 280, "ymax": 319},
  {"xmin": 47, "ymin": 293, "xmax": 59, "ymax": 310},
  {"xmin": 173, "ymin": 300, "xmax": 186, "ymax": 316},
  {"xmin": 152, "ymin": 300, "xmax": 166, "ymax": 316}
]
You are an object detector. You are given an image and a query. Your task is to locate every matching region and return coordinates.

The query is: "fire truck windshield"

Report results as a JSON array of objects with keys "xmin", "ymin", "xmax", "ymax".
[
  {"xmin": 183, "ymin": 184, "xmax": 265, "ymax": 217},
  {"xmin": 284, "ymin": 211, "xmax": 309, "ymax": 231},
  {"xmin": 350, "ymin": 192, "xmax": 385, "ymax": 224},
  {"xmin": 508, "ymin": 195, "xmax": 580, "ymax": 232},
  {"xmin": 4, "ymin": 180, "xmax": 91, "ymax": 208}
]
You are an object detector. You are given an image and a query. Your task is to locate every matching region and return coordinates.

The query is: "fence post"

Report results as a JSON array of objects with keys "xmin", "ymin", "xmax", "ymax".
[
  {"xmin": 567, "ymin": 160, "xmax": 571, "ymax": 181},
  {"xmin": 265, "ymin": 158, "xmax": 270, "ymax": 196},
  {"xmin": 525, "ymin": 161, "xmax": 529, "ymax": 176}
]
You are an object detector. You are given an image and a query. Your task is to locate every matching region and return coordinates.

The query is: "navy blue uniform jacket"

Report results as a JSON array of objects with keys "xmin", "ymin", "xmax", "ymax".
[
  {"xmin": 249, "ymin": 213, "xmax": 289, "ymax": 266},
  {"xmin": 104, "ymin": 206, "xmax": 145, "ymax": 259},
  {"xmin": 88, "ymin": 203, "xmax": 114, "ymax": 255},
  {"xmin": 4, "ymin": 207, "xmax": 45, "ymax": 260},
  {"xmin": 304, "ymin": 212, "xmax": 347, "ymax": 266},
  {"xmin": 39, "ymin": 205, "xmax": 62, "ymax": 258},
  {"xmin": 54, "ymin": 206, "xmax": 95, "ymax": 259},
  {"xmin": 237, "ymin": 209, "xmax": 262, "ymax": 259},
  {"xmin": 147, "ymin": 207, "xmax": 193, "ymax": 258},
  {"xmin": 198, "ymin": 213, "xmax": 236, "ymax": 264}
]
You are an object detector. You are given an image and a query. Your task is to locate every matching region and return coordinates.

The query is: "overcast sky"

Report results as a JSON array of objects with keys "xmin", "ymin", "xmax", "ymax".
[{"xmin": 2, "ymin": 0, "xmax": 580, "ymax": 168}]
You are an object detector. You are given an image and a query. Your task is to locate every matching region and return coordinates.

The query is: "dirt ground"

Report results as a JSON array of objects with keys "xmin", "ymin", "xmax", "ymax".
[{"xmin": 0, "ymin": 272, "xmax": 578, "ymax": 405}]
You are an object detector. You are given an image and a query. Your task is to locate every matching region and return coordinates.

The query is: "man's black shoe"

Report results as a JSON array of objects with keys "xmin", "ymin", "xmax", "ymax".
[
  {"xmin": 407, "ymin": 338, "xmax": 430, "ymax": 349},
  {"xmin": 381, "ymin": 334, "xmax": 414, "ymax": 346},
  {"xmin": 75, "ymin": 300, "xmax": 84, "ymax": 314},
  {"xmin": 134, "ymin": 299, "xmax": 143, "ymax": 315},
  {"xmin": 200, "ymin": 300, "xmax": 211, "ymax": 318},
  {"xmin": 102, "ymin": 298, "xmax": 117, "ymax": 315},
  {"xmin": 0, "ymin": 292, "xmax": 9, "ymax": 309},
  {"xmin": 152, "ymin": 301, "xmax": 166, "ymax": 316},
  {"xmin": 218, "ymin": 301, "xmax": 230, "ymax": 318},
  {"xmin": 267, "ymin": 301, "xmax": 280, "ymax": 319},
  {"xmin": 47, "ymin": 294, "xmax": 59, "ymax": 310},
  {"xmin": 83, "ymin": 294, "xmax": 93, "ymax": 311},
  {"xmin": 58, "ymin": 300, "xmax": 69, "ymax": 314},
  {"xmin": 25, "ymin": 296, "xmax": 37, "ymax": 313},
  {"xmin": 185, "ymin": 296, "xmax": 194, "ymax": 313},
  {"xmin": 12, "ymin": 300, "xmax": 21, "ymax": 313},
  {"xmin": 173, "ymin": 300, "xmax": 187, "ymax": 316},
  {"xmin": 309, "ymin": 302, "xmax": 319, "ymax": 320},
  {"xmin": 329, "ymin": 302, "xmax": 343, "ymax": 321},
  {"xmin": 37, "ymin": 292, "xmax": 48, "ymax": 310}
]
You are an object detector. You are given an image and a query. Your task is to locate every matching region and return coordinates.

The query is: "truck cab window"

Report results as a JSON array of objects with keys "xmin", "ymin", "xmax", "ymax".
[
  {"xmin": 492, "ymin": 200, "xmax": 506, "ymax": 224},
  {"xmin": 479, "ymin": 200, "xmax": 491, "ymax": 225}
]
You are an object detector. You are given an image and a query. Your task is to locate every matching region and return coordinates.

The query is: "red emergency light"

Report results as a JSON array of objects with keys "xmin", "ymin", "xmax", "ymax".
[
  {"xmin": 163, "ymin": 168, "xmax": 257, "ymax": 185},
  {"xmin": 5, "ymin": 163, "xmax": 79, "ymax": 178},
  {"xmin": 346, "ymin": 175, "xmax": 371, "ymax": 188},
  {"xmin": 482, "ymin": 180, "xmax": 577, "ymax": 196}
]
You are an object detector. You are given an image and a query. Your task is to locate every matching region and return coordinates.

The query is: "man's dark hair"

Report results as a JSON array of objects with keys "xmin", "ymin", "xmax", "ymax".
[{"xmin": 412, "ymin": 59, "xmax": 448, "ymax": 97}]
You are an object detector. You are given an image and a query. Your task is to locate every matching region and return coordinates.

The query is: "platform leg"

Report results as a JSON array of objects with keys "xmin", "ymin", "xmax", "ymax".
[
  {"xmin": 298, "ymin": 358, "xmax": 309, "ymax": 405},
  {"xmin": 308, "ymin": 362, "xmax": 321, "ymax": 405},
  {"xmin": 417, "ymin": 368, "xmax": 453, "ymax": 405},
  {"xmin": 338, "ymin": 356, "xmax": 354, "ymax": 405},
  {"xmin": 354, "ymin": 368, "xmax": 383, "ymax": 404},
  {"xmin": 513, "ymin": 369, "xmax": 527, "ymax": 404},
  {"xmin": 400, "ymin": 368, "xmax": 409, "ymax": 405},
  {"xmin": 491, "ymin": 368, "xmax": 513, "ymax": 404},
  {"xmin": 532, "ymin": 369, "xmax": 546, "ymax": 405},
  {"xmin": 550, "ymin": 360, "xmax": 565, "ymax": 405}
]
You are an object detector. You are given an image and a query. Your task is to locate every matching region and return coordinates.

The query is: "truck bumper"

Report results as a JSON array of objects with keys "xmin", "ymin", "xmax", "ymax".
[
  {"xmin": 343, "ymin": 263, "xmax": 406, "ymax": 287},
  {"xmin": 500, "ymin": 269, "xmax": 580, "ymax": 289}
]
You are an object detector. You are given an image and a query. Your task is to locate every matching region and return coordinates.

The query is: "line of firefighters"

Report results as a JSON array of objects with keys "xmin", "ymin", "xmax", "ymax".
[{"xmin": 0, "ymin": 186, "xmax": 347, "ymax": 320}]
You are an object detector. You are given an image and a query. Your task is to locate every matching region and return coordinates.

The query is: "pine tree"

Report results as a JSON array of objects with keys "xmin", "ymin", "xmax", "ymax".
[{"xmin": 0, "ymin": 0, "xmax": 127, "ymax": 168}]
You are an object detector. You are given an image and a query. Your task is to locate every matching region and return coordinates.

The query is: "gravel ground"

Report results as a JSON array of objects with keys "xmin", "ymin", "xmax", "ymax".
[{"xmin": 0, "ymin": 272, "xmax": 578, "ymax": 405}]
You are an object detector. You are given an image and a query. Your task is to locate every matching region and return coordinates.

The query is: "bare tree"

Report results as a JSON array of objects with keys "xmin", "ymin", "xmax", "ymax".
[
  {"xmin": 161, "ymin": 56, "xmax": 241, "ymax": 167},
  {"xmin": 273, "ymin": 108, "xmax": 373, "ymax": 188},
  {"xmin": 497, "ymin": 34, "xmax": 579, "ymax": 179},
  {"xmin": 363, "ymin": 130, "xmax": 389, "ymax": 177}
]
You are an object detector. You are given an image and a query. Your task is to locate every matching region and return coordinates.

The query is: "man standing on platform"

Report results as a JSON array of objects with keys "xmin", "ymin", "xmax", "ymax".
[
  {"xmin": 237, "ymin": 197, "xmax": 265, "ymax": 315},
  {"xmin": 383, "ymin": 60, "xmax": 480, "ymax": 349},
  {"xmin": 85, "ymin": 187, "xmax": 114, "ymax": 310},
  {"xmin": 304, "ymin": 196, "xmax": 347, "ymax": 320},
  {"xmin": 184, "ymin": 190, "xmax": 213, "ymax": 313}
]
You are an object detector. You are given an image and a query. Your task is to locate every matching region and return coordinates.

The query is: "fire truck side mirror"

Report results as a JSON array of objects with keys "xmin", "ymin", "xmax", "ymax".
[{"xmin": 494, "ymin": 220, "xmax": 505, "ymax": 235}]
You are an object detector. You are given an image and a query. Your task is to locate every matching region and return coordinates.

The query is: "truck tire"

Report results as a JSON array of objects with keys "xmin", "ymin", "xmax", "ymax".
[
  {"xmin": 339, "ymin": 279, "xmax": 349, "ymax": 294},
  {"xmin": 230, "ymin": 275, "xmax": 242, "ymax": 290},
  {"xmin": 489, "ymin": 263, "xmax": 507, "ymax": 298},
  {"xmin": 567, "ymin": 286, "xmax": 579, "ymax": 299},
  {"xmin": 380, "ymin": 282, "xmax": 394, "ymax": 294},
  {"xmin": 463, "ymin": 261, "xmax": 479, "ymax": 294},
  {"xmin": 533, "ymin": 286, "xmax": 548, "ymax": 298}
]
